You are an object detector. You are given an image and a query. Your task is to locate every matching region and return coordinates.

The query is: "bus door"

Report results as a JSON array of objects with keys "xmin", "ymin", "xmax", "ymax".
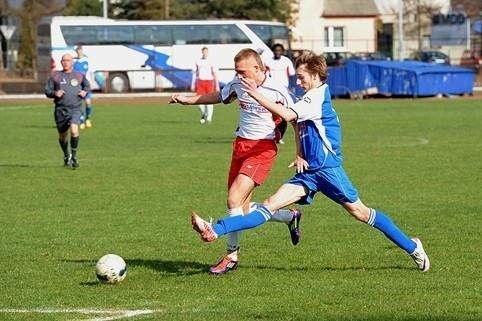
[
  {"xmin": 170, "ymin": 44, "xmax": 203, "ymax": 90},
  {"xmin": 125, "ymin": 44, "xmax": 156, "ymax": 91},
  {"xmin": 131, "ymin": 25, "xmax": 176, "ymax": 90}
]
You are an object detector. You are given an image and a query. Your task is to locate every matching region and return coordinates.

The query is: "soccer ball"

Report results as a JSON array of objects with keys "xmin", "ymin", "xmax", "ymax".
[{"xmin": 95, "ymin": 254, "xmax": 127, "ymax": 284}]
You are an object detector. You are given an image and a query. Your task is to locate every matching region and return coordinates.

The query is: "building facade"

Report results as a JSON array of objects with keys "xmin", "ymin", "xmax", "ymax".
[
  {"xmin": 290, "ymin": 0, "xmax": 481, "ymax": 65},
  {"xmin": 291, "ymin": 0, "xmax": 380, "ymax": 54}
]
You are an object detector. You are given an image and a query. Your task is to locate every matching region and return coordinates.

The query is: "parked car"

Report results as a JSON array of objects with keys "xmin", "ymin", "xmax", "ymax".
[
  {"xmin": 351, "ymin": 51, "xmax": 391, "ymax": 61},
  {"xmin": 409, "ymin": 50, "xmax": 450, "ymax": 65},
  {"xmin": 459, "ymin": 49, "xmax": 482, "ymax": 85},
  {"xmin": 323, "ymin": 52, "xmax": 353, "ymax": 66},
  {"xmin": 288, "ymin": 49, "xmax": 310, "ymax": 61},
  {"xmin": 459, "ymin": 49, "xmax": 481, "ymax": 72}
]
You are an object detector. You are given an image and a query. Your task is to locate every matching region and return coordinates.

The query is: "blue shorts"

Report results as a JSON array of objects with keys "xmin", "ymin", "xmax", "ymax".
[
  {"xmin": 85, "ymin": 91, "xmax": 93, "ymax": 100},
  {"xmin": 285, "ymin": 165, "xmax": 359, "ymax": 205}
]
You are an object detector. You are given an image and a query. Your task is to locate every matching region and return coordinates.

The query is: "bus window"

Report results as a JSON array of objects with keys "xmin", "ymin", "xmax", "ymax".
[
  {"xmin": 246, "ymin": 24, "xmax": 271, "ymax": 45},
  {"xmin": 134, "ymin": 25, "xmax": 172, "ymax": 45},
  {"xmin": 97, "ymin": 26, "xmax": 134, "ymax": 45},
  {"xmin": 172, "ymin": 25, "xmax": 211, "ymax": 45},
  {"xmin": 61, "ymin": 26, "xmax": 98, "ymax": 45},
  {"xmin": 271, "ymin": 25, "xmax": 290, "ymax": 47},
  {"xmin": 246, "ymin": 23, "xmax": 290, "ymax": 48},
  {"xmin": 213, "ymin": 25, "xmax": 251, "ymax": 44}
]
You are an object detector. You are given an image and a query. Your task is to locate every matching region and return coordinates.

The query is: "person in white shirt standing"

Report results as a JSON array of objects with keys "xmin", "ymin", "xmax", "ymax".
[
  {"xmin": 191, "ymin": 47, "xmax": 219, "ymax": 124},
  {"xmin": 264, "ymin": 43, "xmax": 295, "ymax": 92},
  {"xmin": 264, "ymin": 43, "xmax": 295, "ymax": 144}
]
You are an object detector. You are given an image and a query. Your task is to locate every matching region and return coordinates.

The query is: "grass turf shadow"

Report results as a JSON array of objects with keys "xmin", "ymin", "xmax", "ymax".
[
  {"xmin": 126, "ymin": 258, "xmax": 210, "ymax": 276},
  {"xmin": 64, "ymin": 258, "xmax": 211, "ymax": 277}
]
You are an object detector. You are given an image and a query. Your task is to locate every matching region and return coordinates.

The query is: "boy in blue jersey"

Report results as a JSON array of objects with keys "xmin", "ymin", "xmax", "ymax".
[
  {"xmin": 74, "ymin": 45, "xmax": 93, "ymax": 129},
  {"xmin": 191, "ymin": 51, "xmax": 430, "ymax": 272}
]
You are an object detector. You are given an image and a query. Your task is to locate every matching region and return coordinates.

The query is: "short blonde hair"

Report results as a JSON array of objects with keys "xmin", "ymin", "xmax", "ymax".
[
  {"xmin": 295, "ymin": 51, "xmax": 328, "ymax": 82},
  {"xmin": 234, "ymin": 48, "xmax": 265, "ymax": 72}
]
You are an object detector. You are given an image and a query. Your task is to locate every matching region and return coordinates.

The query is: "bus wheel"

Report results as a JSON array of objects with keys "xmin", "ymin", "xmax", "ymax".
[{"xmin": 109, "ymin": 73, "xmax": 129, "ymax": 93}]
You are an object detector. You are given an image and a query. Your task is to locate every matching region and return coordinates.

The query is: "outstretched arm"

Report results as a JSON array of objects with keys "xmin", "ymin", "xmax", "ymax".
[
  {"xmin": 240, "ymin": 77, "xmax": 297, "ymax": 122},
  {"xmin": 170, "ymin": 91, "xmax": 221, "ymax": 105}
]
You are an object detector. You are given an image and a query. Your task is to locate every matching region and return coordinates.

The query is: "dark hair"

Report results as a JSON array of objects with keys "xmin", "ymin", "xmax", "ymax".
[
  {"xmin": 295, "ymin": 51, "xmax": 328, "ymax": 82},
  {"xmin": 234, "ymin": 48, "xmax": 265, "ymax": 71},
  {"xmin": 271, "ymin": 43, "xmax": 284, "ymax": 51}
]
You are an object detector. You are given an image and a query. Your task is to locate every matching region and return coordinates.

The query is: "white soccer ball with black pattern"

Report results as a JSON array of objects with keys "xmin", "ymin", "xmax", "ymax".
[{"xmin": 95, "ymin": 254, "xmax": 127, "ymax": 284}]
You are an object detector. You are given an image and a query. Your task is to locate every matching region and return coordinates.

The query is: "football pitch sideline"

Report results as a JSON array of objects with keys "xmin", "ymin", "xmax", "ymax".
[{"xmin": 0, "ymin": 97, "xmax": 480, "ymax": 321}]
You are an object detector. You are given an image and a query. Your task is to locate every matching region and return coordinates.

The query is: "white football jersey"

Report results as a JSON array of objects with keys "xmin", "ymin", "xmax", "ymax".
[
  {"xmin": 264, "ymin": 56, "xmax": 295, "ymax": 88},
  {"xmin": 221, "ymin": 73, "xmax": 294, "ymax": 140},
  {"xmin": 193, "ymin": 58, "xmax": 218, "ymax": 80}
]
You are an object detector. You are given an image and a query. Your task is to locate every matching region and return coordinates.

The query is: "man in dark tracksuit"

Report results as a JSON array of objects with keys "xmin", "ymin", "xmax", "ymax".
[{"xmin": 45, "ymin": 54, "xmax": 90, "ymax": 168}]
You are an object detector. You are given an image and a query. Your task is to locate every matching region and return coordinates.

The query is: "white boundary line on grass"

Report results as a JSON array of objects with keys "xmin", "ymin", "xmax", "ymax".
[
  {"xmin": 387, "ymin": 137, "xmax": 429, "ymax": 147},
  {"xmin": 0, "ymin": 308, "xmax": 160, "ymax": 321}
]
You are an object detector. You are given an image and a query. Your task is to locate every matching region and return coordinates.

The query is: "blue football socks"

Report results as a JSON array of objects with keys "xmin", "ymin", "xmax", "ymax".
[
  {"xmin": 212, "ymin": 206, "xmax": 273, "ymax": 237},
  {"xmin": 368, "ymin": 209, "xmax": 416, "ymax": 254},
  {"xmin": 86, "ymin": 106, "xmax": 92, "ymax": 119}
]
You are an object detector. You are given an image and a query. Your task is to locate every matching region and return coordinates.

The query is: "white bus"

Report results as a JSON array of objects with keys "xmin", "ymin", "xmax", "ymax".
[{"xmin": 37, "ymin": 16, "xmax": 291, "ymax": 93}]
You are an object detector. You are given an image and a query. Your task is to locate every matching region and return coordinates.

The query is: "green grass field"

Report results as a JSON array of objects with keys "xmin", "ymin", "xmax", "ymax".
[{"xmin": 0, "ymin": 97, "xmax": 481, "ymax": 321}]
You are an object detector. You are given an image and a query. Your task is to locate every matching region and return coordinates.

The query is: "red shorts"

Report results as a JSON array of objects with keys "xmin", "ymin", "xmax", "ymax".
[
  {"xmin": 196, "ymin": 79, "xmax": 215, "ymax": 95},
  {"xmin": 228, "ymin": 137, "xmax": 278, "ymax": 188}
]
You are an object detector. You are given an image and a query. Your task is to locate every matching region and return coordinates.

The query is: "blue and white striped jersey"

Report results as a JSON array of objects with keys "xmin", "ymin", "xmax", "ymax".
[{"xmin": 290, "ymin": 83, "xmax": 343, "ymax": 169}]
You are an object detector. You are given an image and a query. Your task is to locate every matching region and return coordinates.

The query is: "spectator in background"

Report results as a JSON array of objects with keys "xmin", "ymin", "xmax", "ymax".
[
  {"xmin": 74, "ymin": 45, "xmax": 94, "ymax": 129},
  {"xmin": 45, "ymin": 54, "xmax": 90, "ymax": 169},
  {"xmin": 263, "ymin": 43, "xmax": 296, "ymax": 144},
  {"xmin": 264, "ymin": 43, "xmax": 296, "ymax": 92},
  {"xmin": 191, "ymin": 47, "xmax": 219, "ymax": 124}
]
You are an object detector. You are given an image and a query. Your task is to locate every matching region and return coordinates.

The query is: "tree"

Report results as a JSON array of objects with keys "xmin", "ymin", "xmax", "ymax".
[
  {"xmin": 112, "ymin": 0, "xmax": 165, "ymax": 20},
  {"xmin": 388, "ymin": 0, "xmax": 444, "ymax": 53},
  {"xmin": 205, "ymin": 0, "xmax": 292, "ymax": 21},
  {"xmin": 113, "ymin": 0, "xmax": 294, "ymax": 22},
  {"xmin": 13, "ymin": 0, "xmax": 63, "ymax": 78},
  {"xmin": 64, "ymin": 0, "xmax": 102, "ymax": 16},
  {"xmin": 405, "ymin": 0, "xmax": 444, "ymax": 50},
  {"xmin": 0, "ymin": 0, "xmax": 7, "ymax": 72}
]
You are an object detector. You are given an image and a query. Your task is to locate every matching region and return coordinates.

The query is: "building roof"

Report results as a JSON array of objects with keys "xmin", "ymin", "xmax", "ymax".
[{"xmin": 323, "ymin": 0, "xmax": 380, "ymax": 17}]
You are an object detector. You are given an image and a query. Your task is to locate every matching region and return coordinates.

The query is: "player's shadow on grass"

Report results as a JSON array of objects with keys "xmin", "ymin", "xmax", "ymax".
[
  {"xmin": 64, "ymin": 258, "xmax": 210, "ymax": 278},
  {"xmin": 248, "ymin": 263, "xmax": 412, "ymax": 272},
  {"xmin": 0, "ymin": 163, "xmax": 58, "ymax": 168},
  {"xmin": 127, "ymin": 258, "xmax": 210, "ymax": 276},
  {"xmin": 0, "ymin": 164, "xmax": 32, "ymax": 168},
  {"xmin": 23, "ymin": 124, "xmax": 56, "ymax": 129}
]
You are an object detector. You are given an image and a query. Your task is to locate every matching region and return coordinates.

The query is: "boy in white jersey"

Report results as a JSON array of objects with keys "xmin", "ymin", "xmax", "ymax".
[
  {"xmin": 171, "ymin": 48, "xmax": 301, "ymax": 275},
  {"xmin": 191, "ymin": 47, "xmax": 219, "ymax": 123},
  {"xmin": 191, "ymin": 51, "xmax": 430, "ymax": 273}
]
